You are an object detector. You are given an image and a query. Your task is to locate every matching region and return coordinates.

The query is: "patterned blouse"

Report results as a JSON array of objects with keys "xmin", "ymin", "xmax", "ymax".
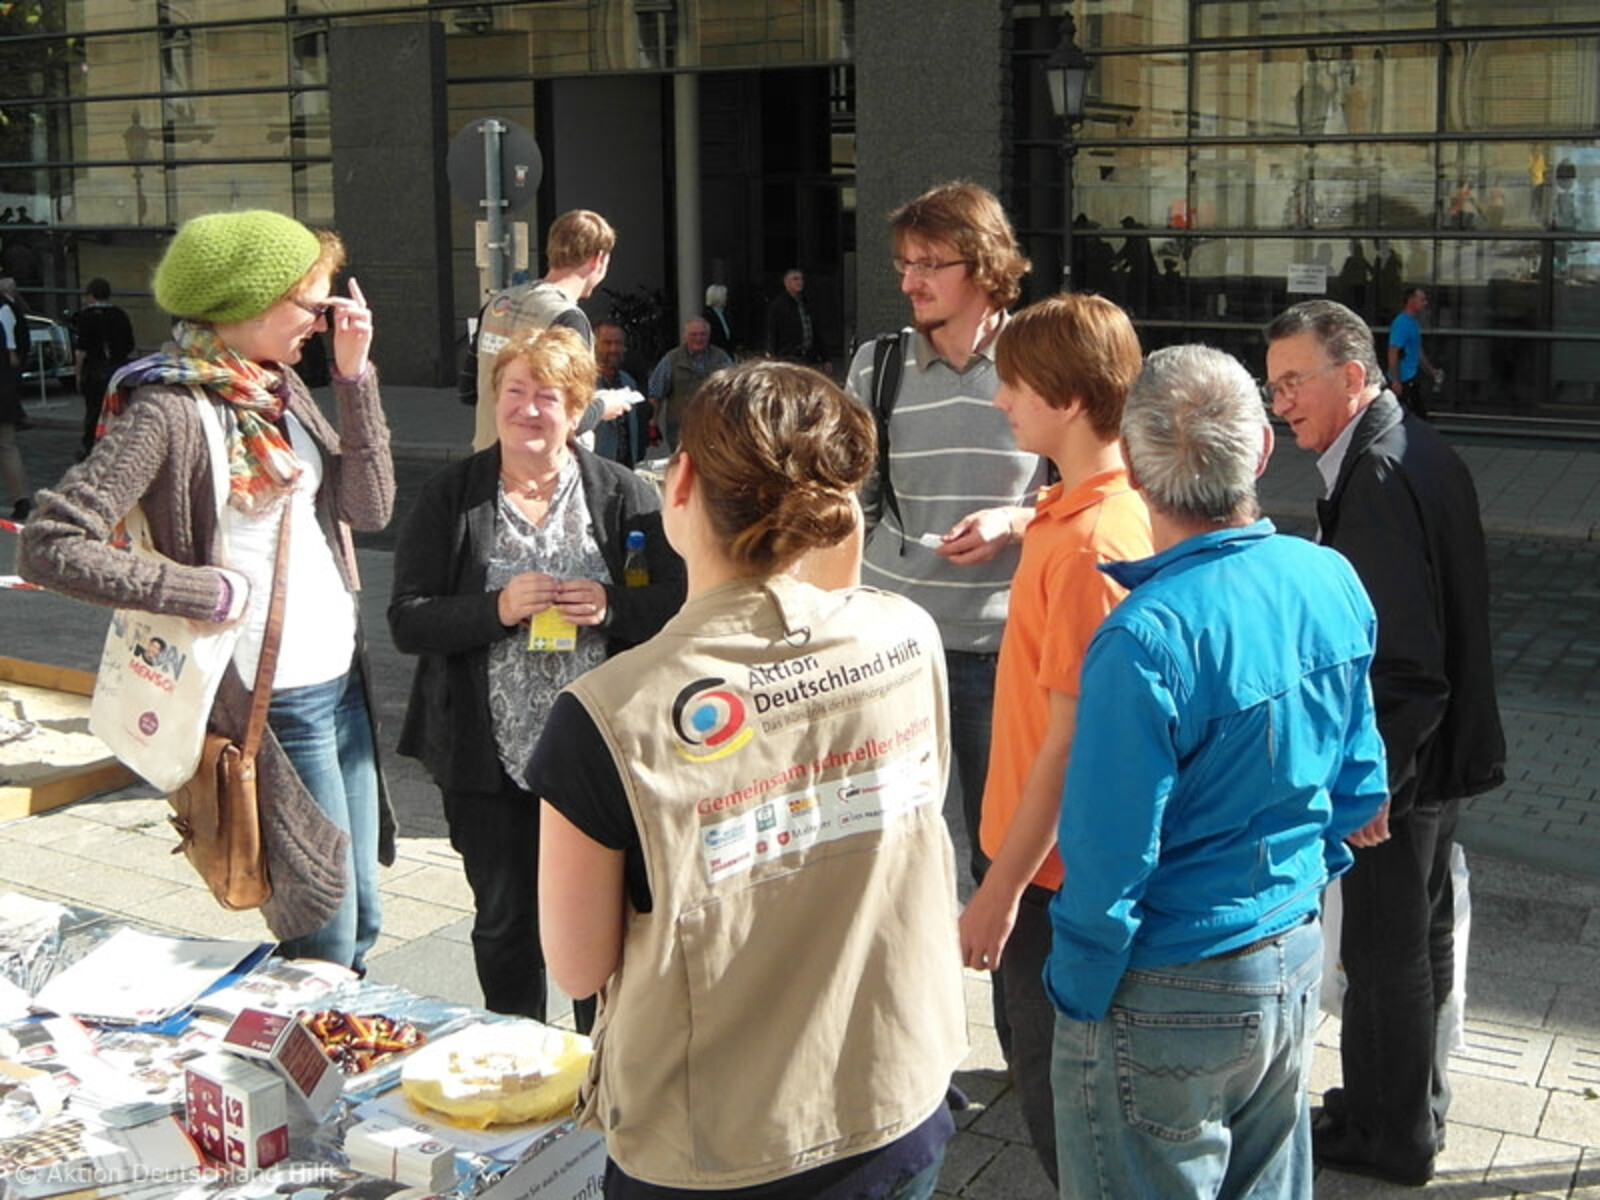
[{"xmin": 485, "ymin": 456, "xmax": 609, "ymax": 790}]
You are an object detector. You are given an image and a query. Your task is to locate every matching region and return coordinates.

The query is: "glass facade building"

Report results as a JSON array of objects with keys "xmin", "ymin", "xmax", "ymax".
[
  {"xmin": 4, "ymin": 0, "xmax": 1598, "ymax": 425},
  {"xmin": 1010, "ymin": 1, "xmax": 1600, "ymax": 425}
]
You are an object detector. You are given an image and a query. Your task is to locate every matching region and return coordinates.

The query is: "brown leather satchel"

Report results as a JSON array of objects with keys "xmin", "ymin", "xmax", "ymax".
[{"xmin": 168, "ymin": 510, "xmax": 290, "ymax": 910}]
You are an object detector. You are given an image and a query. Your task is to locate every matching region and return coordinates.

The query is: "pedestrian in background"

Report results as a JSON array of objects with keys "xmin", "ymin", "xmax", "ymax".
[
  {"xmin": 72, "ymin": 277, "xmax": 136, "ymax": 461},
  {"xmin": 646, "ymin": 316, "xmax": 732, "ymax": 452},
  {"xmin": 0, "ymin": 276, "xmax": 31, "ymax": 520},
  {"xmin": 1386, "ymin": 286, "xmax": 1443, "ymax": 419},
  {"xmin": 702, "ymin": 282, "xmax": 735, "ymax": 355},
  {"xmin": 764, "ymin": 267, "xmax": 830, "ymax": 373}
]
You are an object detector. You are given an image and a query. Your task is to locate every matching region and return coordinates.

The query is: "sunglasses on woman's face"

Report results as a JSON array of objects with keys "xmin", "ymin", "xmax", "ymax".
[{"xmin": 289, "ymin": 297, "xmax": 332, "ymax": 323}]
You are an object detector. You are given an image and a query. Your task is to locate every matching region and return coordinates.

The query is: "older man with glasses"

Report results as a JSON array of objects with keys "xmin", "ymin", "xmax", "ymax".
[{"xmin": 1265, "ymin": 298, "xmax": 1504, "ymax": 1188}]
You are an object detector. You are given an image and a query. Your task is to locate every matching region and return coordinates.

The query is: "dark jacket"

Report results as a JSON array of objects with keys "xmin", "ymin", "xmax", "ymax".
[
  {"xmin": 763, "ymin": 292, "xmax": 826, "ymax": 365},
  {"xmin": 389, "ymin": 443, "xmax": 686, "ymax": 793},
  {"xmin": 1317, "ymin": 392, "xmax": 1505, "ymax": 816}
]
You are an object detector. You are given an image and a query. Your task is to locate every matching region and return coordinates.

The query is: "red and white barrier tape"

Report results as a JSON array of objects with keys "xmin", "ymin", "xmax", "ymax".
[{"xmin": 0, "ymin": 518, "xmax": 43, "ymax": 588}]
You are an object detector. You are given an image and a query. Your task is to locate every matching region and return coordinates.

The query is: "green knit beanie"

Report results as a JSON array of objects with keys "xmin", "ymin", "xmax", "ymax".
[{"xmin": 153, "ymin": 210, "xmax": 321, "ymax": 324}]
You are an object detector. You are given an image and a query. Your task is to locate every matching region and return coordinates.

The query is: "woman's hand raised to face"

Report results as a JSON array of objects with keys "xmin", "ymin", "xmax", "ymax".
[{"xmin": 327, "ymin": 276, "xmax": 374, "ymax": 381}]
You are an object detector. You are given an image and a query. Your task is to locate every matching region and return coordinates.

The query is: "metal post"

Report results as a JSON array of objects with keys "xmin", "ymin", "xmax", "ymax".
[
  {"xmin": 674, "ymin": 73, "xmax": 702, "ymax": 334},
  {"xmin": 482, "ymin": 118, "xmax": 507, "ymax": 293},
  {"xmin": 1062, "ymin": 141, "xmax": 1077, "ymax": 292}
]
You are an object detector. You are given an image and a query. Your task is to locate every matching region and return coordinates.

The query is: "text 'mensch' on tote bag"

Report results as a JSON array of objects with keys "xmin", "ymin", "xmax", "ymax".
[{"xmin": 89, "ymin": 392, "xmax": 238, "ymax": 792}]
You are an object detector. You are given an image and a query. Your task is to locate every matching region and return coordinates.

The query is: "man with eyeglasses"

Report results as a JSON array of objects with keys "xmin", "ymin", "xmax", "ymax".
[
  {"xmin": 1264, "ymin": 299, "xmax": 1504, "ymax": 1188},
  {"xmin": 846, "ymin": 184, "xmax": 1044, "ymax": 889},
  {"xmin": 845, "ymin": 183, "xmax": 1045, "ymax": 1114}
]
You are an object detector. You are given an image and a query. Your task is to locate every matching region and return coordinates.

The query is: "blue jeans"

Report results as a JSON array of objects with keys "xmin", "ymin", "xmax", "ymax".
[
  {"xmin": 268, "ymin": 668, "xmax": 382, "ymax": 971},
  {"xmin": 1052, "ymin": 917, "xmax": 1322, "ymax": 1200}
]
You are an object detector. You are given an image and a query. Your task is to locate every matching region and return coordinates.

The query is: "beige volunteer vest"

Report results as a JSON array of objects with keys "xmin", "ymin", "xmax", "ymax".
[
  {"xmin": 472, "ymin": 280, "xmax": 578, "ymax": 450},
  {"xmin": 566, "ymin": 575, "xmax": 967, "ymax": 1190}
]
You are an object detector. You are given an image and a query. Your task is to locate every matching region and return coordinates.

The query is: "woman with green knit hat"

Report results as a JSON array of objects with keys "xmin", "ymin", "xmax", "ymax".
[{"xmin": 20, "ymin": 209, "xmax": 396, "ymax": 970}]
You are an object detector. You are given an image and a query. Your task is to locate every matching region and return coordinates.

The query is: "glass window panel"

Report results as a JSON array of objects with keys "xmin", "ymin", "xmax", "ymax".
[
  {"xmin": 1195, "ymin": 45, "xmax": 1436, "ymax": 139},
  {"xmin": 168, "ymin": 91, "xmax": 296, "ymax": 160},
  {"xmin": 169, "ymin": 162, "xmax": 293, "ymax": 222},
  {"xmin": 1069, "ymin": 1, "xmax": 1187, "ymax": 48},
  {"xmin": 1078, "ymin": 145, "xmax": 1186, "ymax": 233},
  {"xmin": 1554, "ymin": 238, "xmax": 1600, "ymax": 303},
  {"xmin": 1433, "ymin": 238, "xmax": 1543, "ymax": 332},
  {"xmin": 1188, "ymin": 143, "xmax": 1435, "ymax": 231},
  {"xmin": 181, "ymin": 24, "xmax": 289, "ymax": 88},
  {"xmin": 1093, "ymin": 52, "xmax": 1186, "ymax": 140},
  {"xmin": 294, "ymin": 161, "xmax": 334, "ymax": 226},
  {"xmin": 1550, "ymin": 338, "xmax": 1600, "ymax": 411},
  {"xmin": 1446, "ymin": 38, "xmax": 1600, "ymax": 132},
  {"xmin": 69, "ymin": 2, "xmax": 159, "ymax": 35},
  {"xmin": 1071, "ymin": 231, "xmax": 1186, "ymax": 320},
  {"xmin": 1436, "ymin": 142, "xmax": 1600, "ymax": 233},
  {"xmin": 180, "ymin": 0, "xmax": 285, "ymax": 18},
  {"xmin": 1194, "ymin": 0, "xmax": 1434, "ymax": 39},
  {"xmin": 74, "ymin": 30, "xmax": 163, "ymax": 100},
  {"xmin": 65, "ymin": 97, "xmax": 166, "ymax": 226},
  {"xmin": 1449, "ymin": 0, "xmax": 1600, "ymax": 26}
]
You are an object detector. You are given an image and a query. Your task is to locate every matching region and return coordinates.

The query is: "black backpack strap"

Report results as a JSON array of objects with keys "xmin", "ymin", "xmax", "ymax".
[{"xmin": 870, "ymin": 332, "xmax": 907, "ymax": 546}]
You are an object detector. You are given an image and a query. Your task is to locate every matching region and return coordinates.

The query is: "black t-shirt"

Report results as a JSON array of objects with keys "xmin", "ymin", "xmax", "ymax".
[
  {"xmin": 529, "ymin": 691, "xmax": 651, "ymax": 912},
  {"xmin": 528, "ymin": 694, "xmax": 958, "ymax": 1199},
  {"xmin": 74, "ymin": 303, "xmax": 136, "ymax": 367}
]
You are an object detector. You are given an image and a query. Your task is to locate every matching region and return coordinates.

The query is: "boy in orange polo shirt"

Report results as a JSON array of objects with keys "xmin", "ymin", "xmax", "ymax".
[{"xmin": 958, "ymin": 293, "xmax": 1150, "ymax": 1184}]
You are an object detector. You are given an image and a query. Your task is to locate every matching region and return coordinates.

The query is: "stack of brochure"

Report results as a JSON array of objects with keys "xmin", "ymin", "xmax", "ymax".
[{"xmin": 30, "ymin": 930, "xmax": 265, "ymax": 1028}]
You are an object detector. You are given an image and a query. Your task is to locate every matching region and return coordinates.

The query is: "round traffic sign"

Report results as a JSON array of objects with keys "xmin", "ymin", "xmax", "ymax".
[{"xmin": 447, "ymin": 117, "xmax": 541, "ymax": 214}]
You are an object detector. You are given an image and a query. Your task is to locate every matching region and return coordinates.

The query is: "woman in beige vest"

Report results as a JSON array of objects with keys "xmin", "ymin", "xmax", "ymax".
[{"xmin": 530, "ymin": 362, "xmax": 967, "ymax": 1198}]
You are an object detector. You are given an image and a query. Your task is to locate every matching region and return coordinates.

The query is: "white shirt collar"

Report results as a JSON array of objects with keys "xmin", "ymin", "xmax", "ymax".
[{"xmin": 1315, "ymin": 411, "xmax": 1362, "ymax": 498}]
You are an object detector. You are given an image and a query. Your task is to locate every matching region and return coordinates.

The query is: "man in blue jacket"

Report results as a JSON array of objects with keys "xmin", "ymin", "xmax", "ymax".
[
  {"xmin": 1047, "ymin": 344, "xmax": 1389, "ymax": 1200},
  {"xmin": 1268, "ymin": 299, "xmax": 1505, "ymax": 1187}
]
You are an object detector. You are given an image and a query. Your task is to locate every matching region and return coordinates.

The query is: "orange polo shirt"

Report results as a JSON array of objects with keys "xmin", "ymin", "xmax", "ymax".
[{"xmin": 980, "ymin": 467, "xmax": 1152, "ymax": 891}]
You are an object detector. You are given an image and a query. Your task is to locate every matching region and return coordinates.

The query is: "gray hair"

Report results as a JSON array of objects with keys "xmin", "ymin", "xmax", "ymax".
[
  {"xmin": 1264, "ymin": 299, "xmax": 1382, "ymax": 393},
  {"xmin": 1122, "ymin": 345, "xmax": 1266, "ymax": 525},
  {"xmin": 705, "ymin": 283, "xmax": 727, "ymax": 308}
]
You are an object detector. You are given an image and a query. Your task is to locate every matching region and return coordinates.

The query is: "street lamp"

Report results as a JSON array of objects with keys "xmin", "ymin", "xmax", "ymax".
[
  {"xmin": 123, "ymin": 111, "xmax": 150, "ymax": 225},
  {"xmin": 1044, "ymin": 14, "xmax": 1093, "ymax": 291}
]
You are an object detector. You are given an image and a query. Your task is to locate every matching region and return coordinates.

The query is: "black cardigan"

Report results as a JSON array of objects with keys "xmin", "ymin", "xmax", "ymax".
[
  {"xmin": 388, "ymin": 444, "xmax": 686, "ymax": 793},
  {"xmin": 1316, "ymin": 392, "xmax": 1505, "ymax": 816}
]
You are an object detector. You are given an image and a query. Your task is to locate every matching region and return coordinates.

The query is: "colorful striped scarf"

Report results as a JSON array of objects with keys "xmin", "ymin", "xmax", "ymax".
[{"xmin": 100, "ymin": 320, "xmax": 303, "ymax": 515}]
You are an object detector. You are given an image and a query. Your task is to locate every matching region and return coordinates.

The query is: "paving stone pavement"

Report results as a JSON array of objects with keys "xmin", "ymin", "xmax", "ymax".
[{"xmin": 4, "ymin": 392, "xmax": 1599, "ymax": 1195}]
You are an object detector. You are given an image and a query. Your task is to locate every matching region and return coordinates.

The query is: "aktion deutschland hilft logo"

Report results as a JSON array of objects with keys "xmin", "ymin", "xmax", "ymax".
[{"xmin": 672, "ymin": 677, "xmax": 755, "ymax": 763}]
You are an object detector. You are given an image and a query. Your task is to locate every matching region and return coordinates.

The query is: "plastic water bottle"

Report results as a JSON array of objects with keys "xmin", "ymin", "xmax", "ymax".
[{"xmin": 623, "ymin": 530, "xmax": 649, "ymax": 587}]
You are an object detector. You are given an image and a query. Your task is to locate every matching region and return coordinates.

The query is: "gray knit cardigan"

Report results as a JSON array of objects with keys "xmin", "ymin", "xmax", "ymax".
[{"xmin": 19, "ymin": 368, "xmax": 398, "ymax": 940}]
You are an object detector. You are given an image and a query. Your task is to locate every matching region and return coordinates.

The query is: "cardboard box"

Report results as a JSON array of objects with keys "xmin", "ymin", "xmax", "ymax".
[
  {"xmin": 222, "ymin": 1007, "xmax": 343, "ymax": 1119},
  {"xmin": 183, "ymin": 1053, "xmax": 289, "ymax": 1171},
  {"xmin": 345, "ymin": 1116, "xmax": 458, "ymax": 1192}
]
